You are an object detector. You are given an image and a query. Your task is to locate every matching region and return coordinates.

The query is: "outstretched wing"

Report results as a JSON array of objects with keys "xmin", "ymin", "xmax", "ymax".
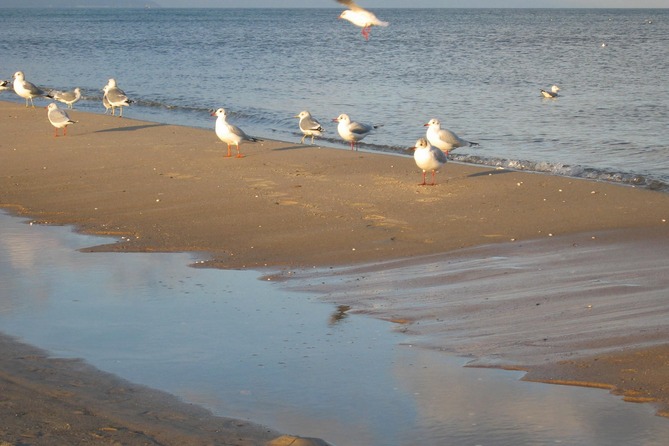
[{"xmin": 336, "ymin": 0, "xmax": 363, "ymax": 11}]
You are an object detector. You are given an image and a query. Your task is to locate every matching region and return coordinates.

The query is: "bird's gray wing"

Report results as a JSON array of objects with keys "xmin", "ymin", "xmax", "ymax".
[
  {"xmin": 49, "ymin": 108, "xmax": 73, "ymax": 125},
  {"xmin": 25, "ymin": 80, "xmax": 46, "ymax": 96},
  {"xmin": 106, "ymin": 87, "xmax": 128, "ymax": 105},
  {"xmin": 434, "ymin": 147, "xmax": 449, "ymax": 164},
  {"xmin": 301, "ymin": 116, "xmax": 324, "ymax": 132},
  {"xmin": 349, "ymin": 121, "xmax": 372, "ymax": 135}
]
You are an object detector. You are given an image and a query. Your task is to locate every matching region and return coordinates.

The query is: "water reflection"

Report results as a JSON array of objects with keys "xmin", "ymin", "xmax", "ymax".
[{"xmin": 0, "ymin": 211, "xmax": 668, "ymax": 446}]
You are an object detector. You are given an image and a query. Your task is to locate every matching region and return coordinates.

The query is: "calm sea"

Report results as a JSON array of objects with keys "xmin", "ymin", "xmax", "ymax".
[{"xmin": 1, "ymin": 8, "xmax": 667, "ymax": 190}]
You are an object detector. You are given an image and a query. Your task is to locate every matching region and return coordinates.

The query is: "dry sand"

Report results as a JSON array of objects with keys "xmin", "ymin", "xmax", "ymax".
[{"xmin": 1, "ymin": 101, "xmax": 668, "ymax": 443}]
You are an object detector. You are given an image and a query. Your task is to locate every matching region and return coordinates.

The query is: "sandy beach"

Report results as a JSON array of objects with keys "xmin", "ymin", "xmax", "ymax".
[{"xmin": 1, "ymin": 100, "xmax": 669, "ymax": 443}]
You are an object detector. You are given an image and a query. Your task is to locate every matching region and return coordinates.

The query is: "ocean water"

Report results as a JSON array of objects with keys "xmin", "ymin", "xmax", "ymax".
[{"xmin": 0, "ymin": 8, "xmax": 667, "ymax": 190}]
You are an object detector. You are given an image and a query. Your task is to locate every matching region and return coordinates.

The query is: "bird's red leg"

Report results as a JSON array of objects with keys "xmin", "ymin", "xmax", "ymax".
[
  {"xmin": 431, "ymin": 171, "xmax": 437, "ymax": 186},
  {"xmin": 225, "ymin": 144, "xmax": 232, "ymax": 157},
  {"xmin": 419, "ymin": 171, "xmax": 427, "ymax": 186},
  {"xmin": 362, "ymin": 26, "xmax": 370, "ymax": 40},
  {"xmin": 236, "ymin": 144, "xmax": 244, "ymax": 158}
]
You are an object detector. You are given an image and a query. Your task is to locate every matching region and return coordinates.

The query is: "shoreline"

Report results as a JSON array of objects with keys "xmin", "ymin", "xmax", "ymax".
[{"xmin": 2, "ymin": 100, "xmax": 669, "ymax": 443}]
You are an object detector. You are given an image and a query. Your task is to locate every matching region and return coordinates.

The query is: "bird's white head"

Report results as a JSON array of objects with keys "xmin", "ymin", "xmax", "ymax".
[
  {"xmin": 425, "ymin": 118, "xmax": 441, "ymax": 129},
  {"xmin": 295, "ymin": 110, "xmax": 310, "ymax": 119},
  {"xmin": 211, "ymin": 108, "xmax": 227, "ymax": 118},
  {"xmin": 333, "ymin": 113, "xmax": 350, "ymax": 123},
  {"xmin": 13, "ymin": 71, "xmax": 24, "ymax": 80},
  {"xmin": 551, "ymin": 85, "xmax": 560, "ymax": 93},
  {"xmin": 338, "ymin": 10, "xmax": 350, "ymax": 20},
  {"xmin": 47, "ymin": 103, "xmax": 58, "ymax": 111},
  {"xmin": 413, "ymin": 137, "xmax": 430, "ymax": 150}
]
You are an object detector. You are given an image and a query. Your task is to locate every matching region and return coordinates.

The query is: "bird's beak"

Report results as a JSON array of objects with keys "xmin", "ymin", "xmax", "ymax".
[
  {"xmin": 210, "ymin": 111, "xmax": 216, "ymax": 117},
  {"xmin": 332, "ymin": 118, "xmax": 339, "ymax": 122},
  {"xmin": 293, "ymin": 115, "xmax": 300, "ymax": 118},
  {"xmin": 423, "ymin": 123, "xmax": 430, "ymax": 127}
]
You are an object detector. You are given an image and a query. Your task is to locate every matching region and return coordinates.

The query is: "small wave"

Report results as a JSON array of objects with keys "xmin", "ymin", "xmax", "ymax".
[{"xmin": 453, "ymin": 154, "xmax": 669, "ymax": 192}]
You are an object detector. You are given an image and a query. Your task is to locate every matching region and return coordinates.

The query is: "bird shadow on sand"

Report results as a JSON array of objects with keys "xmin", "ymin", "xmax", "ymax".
[
  {"xmin": 94, "ymin": 123, "xmax": 169, "ymax": 133},
  {"xmin": 272, "ymin": 145, "xmax": 317, "ymax": 151},
  {"xmin": 468, "ymin": 169, "xmax": 512, "ymax": 178}
]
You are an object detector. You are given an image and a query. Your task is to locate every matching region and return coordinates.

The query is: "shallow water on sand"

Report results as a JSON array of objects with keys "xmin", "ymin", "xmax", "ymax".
[{"xmin": 1, "ymin": 211, "xmax": 668, "ymax": 445}]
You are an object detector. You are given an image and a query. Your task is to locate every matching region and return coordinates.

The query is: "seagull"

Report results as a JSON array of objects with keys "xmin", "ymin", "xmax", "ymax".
[
  {"xmin": 46, "ymin": 103, "xmax": 77, "ymax": 137},
  {"xmin": 0, "ymin": 80, "xmax": 11, "ymax": 92},
  {"xmin": 333, "ymin": 113, "xmax": 380, "ymax": 151},
  {"xmin": 540, "ymin": 85, "xmax": 560, "ymax": 98},
  {"xmin": 102, "ymin": 93, "xmax": 113, "ymax": 114},
  {"xmin": 103, "ymin": 78, "xmax": 133, "ymax": 117},
  {"xmin": 424, "ymin": 118, "xmax": 479, "ymax": 156},
  {"xmin": 410, "ymin": 137, "xmax": 448, "ymax": 186},
  {"xmin": 12, "ymin": 71, "xmax": 50, "ymax": 107},
  {"xmin": 49, "ymin": 87, "xmax": 82, "ymax": 109},
  {"xmin": 295, "ymin": 110, "xmax": 325, "ymax": 145},
  {"xmin": 211, "ymin": 108, "xmax": 262, "ymax": 158},
  {"xmin": 336, "ymin": 0, "xmax": 388, "ymax": 41}
]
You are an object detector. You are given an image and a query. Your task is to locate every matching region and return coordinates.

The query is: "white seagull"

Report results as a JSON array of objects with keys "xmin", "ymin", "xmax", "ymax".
[
  {"xmin": 295, "ymin": 110, "xmax": 325, "ymax": 145},
  {"xmin": 102, "ymin": 93, "xmax": 113, "ymax": 114},
  {"xmin": 211, "ymin": 108, "xmax": 262, "ymax": 158},
  {"xmin": 46, "ymin": 103, "xmax": 77, "ymax": 137},
  {"xmin": 540, "ymin": 85, "xmax": 560, "ymax": 98},
  {"xmin": 50, "ymin": 87, "xmax": 82, "ymax": 109},
  {"xmin": 411, "ymin": 137, "xmax": 448, "ymax": 186},
  {"xmin": 336, "ymin": 0, "xmax": 388, "ymax": 41},
  {"xmin": 103, "ymin": 78, "xmax": 133, "ymax": 117},
  {"xmin": 333, "ymin": 113, "xmax": 380, "ymax": 151},
  {"xmin": 12, "ymin": 71, "xmax": 49, "ymax": 107},
  {"xmin": 424, "ymin": 118, "xmax": 479, "ymax": 156}
]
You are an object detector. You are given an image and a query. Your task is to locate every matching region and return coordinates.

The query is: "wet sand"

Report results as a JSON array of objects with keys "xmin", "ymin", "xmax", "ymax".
[{"xmin": 1, "ymin": 100, "xmax": 669, "ymax": 443}]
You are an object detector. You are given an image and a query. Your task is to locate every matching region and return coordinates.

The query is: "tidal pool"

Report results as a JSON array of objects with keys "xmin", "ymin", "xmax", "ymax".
[{"xmin": 0, "ymin": 211, "xmax": 667, "ymax": 446}]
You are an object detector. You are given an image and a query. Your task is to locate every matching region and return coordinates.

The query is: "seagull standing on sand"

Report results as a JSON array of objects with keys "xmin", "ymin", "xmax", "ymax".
[
  {"xmin": 295, "ymin": 110, "xmax": 325, "ymax": 145},
  {"xmin": 424, "ymin": 118, "xmax": 479, "ymax": 156},
  {"xmin": 336, "ymin": 0, "xmax": 388, "ymax": 41},
  {"xmin": 12, "ymin": 71, "xmax": 50, "ymax": 107},
  {"xmin": 411, "ymin": 137, "xmax": 448, "ymax": 186},
  {"xmin": 102, "ymin": 93, "xmax": 113, "ymax": 114},
  {"xmin": 211, "ymin": 108, "xmax": 262, "ymax": 158},
  {"xmin": 103, "ymin": 78, "xmax": 133, "ymax": 117},
  {"xmin": 333, "ymin": 113, "xmax": 380, "ymax": 151},
  {"xmin": 540, "ymin": 85, "xmax": 560, "ymax": 98},
  {"xmin": 50, "ymin": 87, "xmax": 82, "ymax": 109},
  {"xmin": 46, "ymin": 103, "xmax": 76, "ymax": 137}
]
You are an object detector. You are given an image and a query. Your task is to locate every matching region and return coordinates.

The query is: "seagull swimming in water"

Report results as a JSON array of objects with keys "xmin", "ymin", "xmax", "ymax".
[
  {"xmin": 0, "ymin": 80, "xmax": 11, "ymax": 92},
  {"xmin": 211, "ymin": 108, "xmax": 262, "ymax": 158},
  {"xmin": 540, "ymin": 85, "xmax": 560, "ymax": 98},
  {"xmin": 333, "ymin": 113, "xmax": 381, "ymax": 151},
  {"xmin": 295, "ymin": 110, "xmax": 325, "ymax": 145},
  {"xmin": 411, "ymin": 137, "xmax": 448, "ymax": 186},
  {"xmin": 424, "ymin": 118, "xmax": 479, "ymax": 156},
  {"xmin": 46, "ymin": 103, "xmax": 77, "ymax": 137},
  {"xmin": 336, "ymin": 0, "xmax": 388, "ymax": 41},
  {"xmin": 13, "ymin": 71, "xmax": 50, "ymax": 107}
]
